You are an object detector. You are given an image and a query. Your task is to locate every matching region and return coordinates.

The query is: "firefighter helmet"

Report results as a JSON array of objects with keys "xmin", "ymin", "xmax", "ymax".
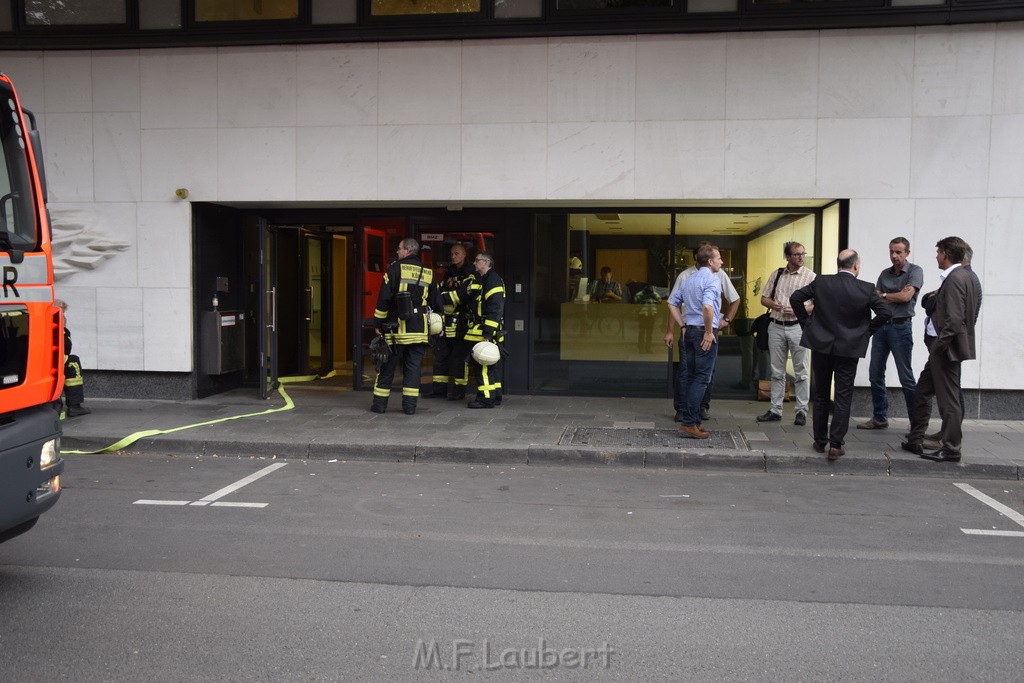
[
  {"xmin": 472, "ymin": 341, "xmax": 500, "ymax": 366},
  {"xmin": 427, "ymin": 312, "xmax": 443, "ymax": 336}
]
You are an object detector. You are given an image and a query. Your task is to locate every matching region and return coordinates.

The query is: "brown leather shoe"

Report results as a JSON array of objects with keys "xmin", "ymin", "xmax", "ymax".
[
  {"xmin": 680, "ymin": 424, "xmax": 711, "ymax": 439},
  {"xmin": 922, "ymin": 436, "xmax": 944, "ymax": 451},
  {"xmin": 900, "ymin": 441, "xmax": 924, "ymax": 455},
  {"xmin": 857, "ymin": 419, "xmax": 889, "ymax": 430},
  {"xmin": 827, "ymin": 446, "xmax": 845, "ymax": 460}
]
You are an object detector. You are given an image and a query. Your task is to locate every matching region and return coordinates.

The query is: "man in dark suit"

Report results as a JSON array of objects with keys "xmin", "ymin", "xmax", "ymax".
[
  {"xmin": 790, "ymin": 249, "xmax": 890, "ymax": 460},
  {"xmin": 902, "ymin": 236, "xmax": 979, "ymax": 463}
]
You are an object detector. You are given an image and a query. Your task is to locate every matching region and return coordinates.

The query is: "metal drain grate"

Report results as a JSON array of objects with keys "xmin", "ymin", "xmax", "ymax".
[{"xmin": 559, "ymin": 427, "xmax": 747, "ymax": 450}]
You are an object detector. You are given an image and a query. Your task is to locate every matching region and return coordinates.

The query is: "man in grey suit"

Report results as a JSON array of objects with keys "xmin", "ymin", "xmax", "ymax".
[
  {"xmin": 790, "ymin": 250, "xmax": 890, "ymax": 460},
  {"xmin": 902, "ymin": 236, "xmax": 979, "ymax": 463}
]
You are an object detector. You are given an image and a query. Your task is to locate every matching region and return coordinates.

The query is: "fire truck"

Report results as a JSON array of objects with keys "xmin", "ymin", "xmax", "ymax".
[{"xmin": 0, "ymin": 73, "xmax": 64, "ymax": 543}]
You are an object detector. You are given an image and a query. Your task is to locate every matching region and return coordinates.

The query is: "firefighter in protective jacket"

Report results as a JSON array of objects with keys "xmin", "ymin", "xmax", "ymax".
[
  {"xmin": 445, "ymin": 251, "xmax": 505, "ymax": 409},
  {"xmin": 371, "ymin": 238, "xmax": 443, "ymax": 415},
  {"xmin": 426, "ymin": 242, "xmax": 476, "ymax": 400}
]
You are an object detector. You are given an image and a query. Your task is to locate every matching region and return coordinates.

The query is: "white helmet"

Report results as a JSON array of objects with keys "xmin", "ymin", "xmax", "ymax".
[
  {"xmin": 427, "ymin": 312, "xmax": 443, "ymax": 336},
  {"xmin": 472, "ymin": 341, "xmax": 501, "ymax": 366}
]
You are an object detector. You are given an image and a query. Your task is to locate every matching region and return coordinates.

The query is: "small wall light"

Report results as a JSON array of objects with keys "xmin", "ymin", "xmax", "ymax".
[{"xmin": 175, "ymin": 188, "xmax": 189, "ymax": 199}]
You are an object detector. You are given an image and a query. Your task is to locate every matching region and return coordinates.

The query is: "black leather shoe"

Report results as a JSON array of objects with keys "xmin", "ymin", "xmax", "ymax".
[
  {"xmin": 67, "ymin": 405, "xmax": 91, "ymax": 417},
  {"xmin": 756, "ymin": 410, "xmax": 781, "ymax": 422},
  {"xmin": 812, "ymin": 441, "xmax": 827, "ymax": 454},
  {"xmin": 900, "ymin": 441, "xmax": 924, "ymax": 455},
  {"xmin": 467, "ymin": 400, "xmax": 494, "ymax": 409},
  {"xmin": 794, "ymin": 411, "xmax": 806, "ymax": 426},
  {"xmin": 920, "ymin": 448, "xmax": 961, "ymax": 463}
]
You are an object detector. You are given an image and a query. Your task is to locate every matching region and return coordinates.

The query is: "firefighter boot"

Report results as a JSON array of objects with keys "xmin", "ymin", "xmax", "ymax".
[
  {"xmin": 370, "ymin": 397, "xmax": 388, "ymax": 414},
  {"xmin": 425, "ymin": 382, "xmax": 447, "ymax": 398},
  {"xmin": 447, "ymin": 386, "xmax": 466, "ymax": 401},
  {"xmin": 67, "ymin": 404, "xmax": 92, "ymax": 417},
  {"xmin": 467, "ymin": 397, "xmax": 495, "ymax": 409},
  {"xmin": 402, "ymin": 397, "xmax": 417, "ymax": 415}
]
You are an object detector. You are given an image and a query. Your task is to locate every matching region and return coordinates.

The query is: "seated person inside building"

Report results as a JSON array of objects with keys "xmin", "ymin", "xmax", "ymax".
[{"xmin": 593, "ymin": 266, "xmax": 623, "ymax": 303}]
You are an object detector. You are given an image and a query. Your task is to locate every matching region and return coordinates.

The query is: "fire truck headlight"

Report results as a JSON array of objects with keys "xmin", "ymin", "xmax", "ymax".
[{"xmin": 40, "ymin": 438, "xmax": 59, "ymax": 469}]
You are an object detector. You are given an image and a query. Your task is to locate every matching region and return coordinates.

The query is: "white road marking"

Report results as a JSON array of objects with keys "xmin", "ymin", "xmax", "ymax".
[
  {"xmin": 659, "ymin": 494, "xmax": 690, "ymax": 498},
  {"xmin": 133, "ymin": 500, "xmax": 190, "ymax": 506},
  {"xmin": 194, "ymin": 463, "xmax": 288, "ymax": 503},
  {"xmin": 954, "ymin": 482, "xmax": 1024, "ymax": 528},
  {"xmin": 961, "ymin": 529, "xmax": 1024, "ymax": 537},
  {"xmin": 132, "ymin": 462, "xmax": 287, "ymax": 508}
]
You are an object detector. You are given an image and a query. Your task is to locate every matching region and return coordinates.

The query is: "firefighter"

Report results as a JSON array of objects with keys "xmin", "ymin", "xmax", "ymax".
[
  {"xmin": 425, "ymin": 242, "xmax": 476, "ymax": 400},
  {"xmin": 54, "ymin": 299, "xmax": 90, "ymax": 417},
  {"xmin": 371, "ymin": 238, "xmax": 443, "ymax": 415},
  {"xmin": 446, "ymin": 251, "xmax": 505, "ymax": 409}
]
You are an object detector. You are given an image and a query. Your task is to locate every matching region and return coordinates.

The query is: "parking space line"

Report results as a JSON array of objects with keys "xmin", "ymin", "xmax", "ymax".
[
  {"xmin": 132, "ymin": 462, "xmax": 287, "ymax": 508},
  {"xmin": 955, "ymin": 482, "xmax": 1024, "ymax": 538}
]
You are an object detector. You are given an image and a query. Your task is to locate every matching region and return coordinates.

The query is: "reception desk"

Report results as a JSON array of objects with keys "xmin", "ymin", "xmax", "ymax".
[{"xmin": 559, "ymin": 301, "xmax": 670, "ymax": 362}]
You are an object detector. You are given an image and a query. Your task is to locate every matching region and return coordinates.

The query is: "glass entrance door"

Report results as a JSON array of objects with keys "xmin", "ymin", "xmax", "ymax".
[{"xmin": 302, "ymin": 231, "xmax": 331, "ymax": 377}]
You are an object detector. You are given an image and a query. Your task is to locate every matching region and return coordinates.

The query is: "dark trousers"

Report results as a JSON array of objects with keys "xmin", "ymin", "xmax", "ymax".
[
  {"xmin": 908, "ymin": 340, "xmax": 964, "ymax": 453},
  {"xmin": 469, "ymin": 356, "xmax": 503, "ymax": 405},
  {"xmin": 430, "ymin": 336, "xmax": 470, "ymax": 393},
  {"xmin": 810, "ymin": 351, "xmax": 859, "ymax": 448},
  {"xmin": 673, "ymin": 330, "xmax": 714, "ymax": 413},
  {"xmin": 678, "ymin": 327, "xmax": 718, "ymax": 426},
  {"xmin": 373, "ymin": 343, "xmax": 427, "ymax": 404}
]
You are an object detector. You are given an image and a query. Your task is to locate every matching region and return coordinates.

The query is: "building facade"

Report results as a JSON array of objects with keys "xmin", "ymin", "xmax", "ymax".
[{"xmin": 2, "ymin": 10, "xmax": 1022, "ymax": 416}]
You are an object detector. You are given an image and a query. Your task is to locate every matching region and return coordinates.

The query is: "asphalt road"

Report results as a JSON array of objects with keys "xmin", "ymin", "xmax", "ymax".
[{"xmin": 1, "ymin": 454, "xmax": 1022, "ymax": 681}]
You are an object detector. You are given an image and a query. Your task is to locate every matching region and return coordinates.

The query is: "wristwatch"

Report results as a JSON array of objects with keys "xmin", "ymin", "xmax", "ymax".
[{"xmin": 722, "ymin": 316, "xmax": 732, "ymax": 323}]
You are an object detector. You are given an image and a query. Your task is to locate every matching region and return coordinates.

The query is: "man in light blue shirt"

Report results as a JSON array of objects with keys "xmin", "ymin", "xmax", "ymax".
[{"xmin": 667, "ymin": 244, "xmax": 723, "ymax": 439}]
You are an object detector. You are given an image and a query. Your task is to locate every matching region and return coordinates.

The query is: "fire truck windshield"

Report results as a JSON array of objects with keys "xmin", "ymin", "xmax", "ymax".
[{"xmin": 0, "ymin": 81, "xmax": 38, "ymax": 250}]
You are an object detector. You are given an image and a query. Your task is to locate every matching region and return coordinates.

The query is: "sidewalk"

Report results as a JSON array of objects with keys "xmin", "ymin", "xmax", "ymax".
[{"xmin": 60, "ymin": 384, "xmax": 1024, "ymax": 480}]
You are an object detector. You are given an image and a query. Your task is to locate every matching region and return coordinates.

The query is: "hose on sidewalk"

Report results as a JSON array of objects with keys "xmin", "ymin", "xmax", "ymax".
[{"xmin": 62, "ymin": 372, "xmax": 336, "ymax": 455}]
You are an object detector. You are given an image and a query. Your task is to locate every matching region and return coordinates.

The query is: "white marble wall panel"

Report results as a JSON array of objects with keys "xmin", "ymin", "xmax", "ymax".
[
  {"xmin": 635, "ymin": 35, "xmax": 727, "ymax": 121},
  {"xmin": 988, "ymin": 115, "xmax": 1024, "ymax": 198},
  {"xmin": 725, "ymin": 32, "xmax": 819, "ymax": 120},
  {"xmin": 546, "ymin": 122, "xmax": 635, "ymax": 199},
  {"xmin": 51, "ymin": 202, "xmax": 138, "ymax": 288},
  {"xmin": 816, "ymin": 118, "xmax": 911, "ymax": 198},
  {"xmin": 138, "ymin": 202, "xmax": 191, "ymax": 288},
  {"xmin": 0, "ymin": 52, "xmax": 45, "ymax": 110},
  {"xmin": 461, "ymin": 123, "xmax": 547, "ymax": 199},
  {"xmin": 913, "ymin": 26, "xmax": 995, "ymax": 117},
  {"xmin": 296, "ymin": 44, "xmax": 378, "ymax": 127},
  {"xmin": 985, "ymin": 198, "xmax": 1024, "ymax": 296},
  {"xmin": 724, "ymin": 119, "xmax": 817, "ymax": 197},
  {"xmin": 54, "ymin": 286, "xmax": 98, "ymax": 369},
  {"xmin": 217, "ymin": 128, "xmax": 296, "ymax": 200},
  {"xmin": 378, "ymin": 125, "xmax": 460, "ymax": 200},
  {"xmin": 140, "ymin": 48, "xmax": 218, "ymax": 129},
  {"xmin": 42, "ymin": 51, "xmax": 91, "ymax": 113},
  {"xmin": 978, "ymin": 295, "xmax": 1022, "ymax": 390},
  {"xmin": 462, "ymin": 39, "xmax": 548, "ymax": 124},
  {"xmin": 910, "ymin": 116, "xmax": 990, "ymax": 198},
  {"xmin": 94, "ymin": 112, "xmax": 141, "ymax": 202},
  {"xmin": 143, "ymin": 287, "xmax": 192, "ymax": 371},
  {"xmin": 91, "ymin": 51, "xmax": 140, "ymax": 113},
  {"xmin": 635, "ymin": 121, "xmax": 726, "ymax": 198},
  {"xmin": 548, "ymin": 36, "xmax": 636, "ymax": 123},
  {"xmin": 141, "ymin": 128, "xmax": 217, "ymax": 202},
  {"xmin": 913, "ymin": 198, "xmax": 987, "ymax": 287},
  {"xmin": 218, "ymin": 46, "xmax": 297, "ymax": 128},
  {"xmin": 818, "ymin": 28, "xmax": 914, "ymax": 119},
  {"xmin": 848, "ymin": 198, "xmax": 918, "ymax": 387},
  {"xmin": 96, "ymin": 287, "xmax": 144, "ymax": 370},
  {"xmin": 296, "ymin": 126, "xmax": 378, "ymax": 200},
  {"xmin": 44, "ymin": 113, "xmax": 94, "ymax": 202},
  {"xmin": 378, "ymin": 42, "xmax": 461, "ymax": 126},
  {"xmin": 993, "ymin": 25, "xmax": 1024, "ymax": 114}
]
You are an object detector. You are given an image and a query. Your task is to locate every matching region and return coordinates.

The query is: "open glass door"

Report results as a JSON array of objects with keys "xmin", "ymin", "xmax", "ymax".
[
  {"xmin": 303, "ymin": 231, "xmax": 331, "ymax": 377},
  {"xmin": 257, "ymin": 218, "xmax": 279, "ymax": 398}
]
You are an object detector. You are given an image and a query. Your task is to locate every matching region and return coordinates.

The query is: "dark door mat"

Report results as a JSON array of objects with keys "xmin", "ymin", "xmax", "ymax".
[{"xmin": 559, "ymin": 427, "xmax": 748, "ymax": 450}]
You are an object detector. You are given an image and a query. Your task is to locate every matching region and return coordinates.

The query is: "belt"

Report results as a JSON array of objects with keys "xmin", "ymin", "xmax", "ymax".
[
  {"xmin": 771, "ymin": 319, "xmax": 799, "ymax": 326},
  {"xmin": 688, "ymin": 326, "xmax": 718, "ymax": 332},
  {"xmin": 890, "ymin": 317, "xmax": 911, "ymax": 324}
]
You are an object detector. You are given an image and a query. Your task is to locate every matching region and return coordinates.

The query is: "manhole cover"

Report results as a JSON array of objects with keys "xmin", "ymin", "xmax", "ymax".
[{"xmin": 559, "ymin": 427, "xmax": 747, "ymax": 450}]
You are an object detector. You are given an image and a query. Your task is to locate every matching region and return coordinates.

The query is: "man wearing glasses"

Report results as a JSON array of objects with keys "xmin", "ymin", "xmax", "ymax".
[{"xmin": 756, "ymin": 242, "xmax": 815, "ymax": 426}]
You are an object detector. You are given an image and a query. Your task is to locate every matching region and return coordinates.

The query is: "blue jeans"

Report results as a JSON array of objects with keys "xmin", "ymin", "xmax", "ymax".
[
  {"xmin": 679, "ymin": 327, "xmax": 718, "ymax": 426},
  {"xmin": 673, "ymin": 334, "xmax": 714, "ymax": 412},
  {"xmin": 868, "ymin": 320, "xmax": 916, "ymax": 421}
]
